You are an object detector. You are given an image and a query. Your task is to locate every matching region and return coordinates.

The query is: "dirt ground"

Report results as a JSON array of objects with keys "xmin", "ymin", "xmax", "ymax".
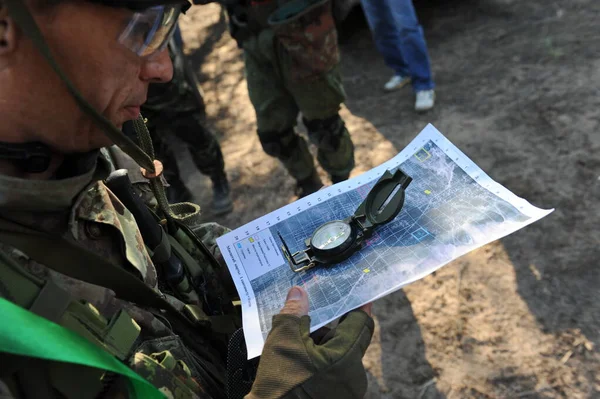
[{"xmin": 176, "ymin": 0, "xmax": 600, "ymax": 397}]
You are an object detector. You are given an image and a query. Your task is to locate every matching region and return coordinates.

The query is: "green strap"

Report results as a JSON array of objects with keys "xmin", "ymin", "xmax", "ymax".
[
  {"xmin": 132, "ymin": 116, "xmax": 203, "ymax": 230},
  {"xmin": 4, "ymin": 0, "xmax": 156, "ymax": 174},
  {"xmin": 0, "ymin": 297, "xmax": 165, "ymax": 399}
]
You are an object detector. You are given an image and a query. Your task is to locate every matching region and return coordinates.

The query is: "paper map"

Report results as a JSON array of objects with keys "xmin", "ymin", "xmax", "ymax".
[{"xmin": 216, "ymin": 124, "xmax": 553, "ymax": 359}]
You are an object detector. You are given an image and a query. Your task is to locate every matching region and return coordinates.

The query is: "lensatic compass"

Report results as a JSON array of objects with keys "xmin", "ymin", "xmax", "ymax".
[{"xmin": 278, "ymin": 169, "xmax": 413, "ymax": 273}]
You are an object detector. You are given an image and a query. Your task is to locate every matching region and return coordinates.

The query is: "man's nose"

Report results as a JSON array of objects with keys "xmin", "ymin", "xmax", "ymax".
[{"xmin": 140, "ymin": 48, "xmax": 174, "ymax": 83}]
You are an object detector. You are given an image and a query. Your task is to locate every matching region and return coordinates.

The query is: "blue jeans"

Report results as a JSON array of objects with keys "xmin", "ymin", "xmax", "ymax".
[{"xmin": 360, "ymin": 0, "xmax": 434, "ymax": 91}]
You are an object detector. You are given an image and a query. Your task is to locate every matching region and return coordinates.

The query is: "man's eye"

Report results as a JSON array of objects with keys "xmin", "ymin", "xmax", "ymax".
[{"xmin": 132, "ymin": 22, "xmax": 155, "ymax": 42}]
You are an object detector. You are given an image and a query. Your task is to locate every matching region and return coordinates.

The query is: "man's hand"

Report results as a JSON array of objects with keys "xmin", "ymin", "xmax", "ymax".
[
  {"xmin": 246, "ymin": 286, "xmax": 374, "ymax": 399},
  {"xmin": 279, "ymin": 286, "xmax": 310, "ymax": 316}
]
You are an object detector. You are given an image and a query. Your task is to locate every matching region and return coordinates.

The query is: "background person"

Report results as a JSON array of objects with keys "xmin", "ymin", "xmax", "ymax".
[
  {"xmin": 360, "ymin": 0, "xmax": 436, "ymax": 111},
  {"xmin": 224, "ymin": 0, "xmax": 356, "ymax": 197}
]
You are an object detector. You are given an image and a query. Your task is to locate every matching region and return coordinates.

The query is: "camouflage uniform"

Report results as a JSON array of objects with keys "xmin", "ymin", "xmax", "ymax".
[
  {"xmin": 0, "ymin": 147, "xmax": 235, "ymax": 398},
  {"xmin": 228, "ymin": 0, "xmax": 355, "ymax": 194},
  {"xmin": 0, "ymin": 146, "xmax": 375, "ymax": 399},
  {"xmin": 142, "ymin": 25, "xmax": 232, "ymax": 212}
]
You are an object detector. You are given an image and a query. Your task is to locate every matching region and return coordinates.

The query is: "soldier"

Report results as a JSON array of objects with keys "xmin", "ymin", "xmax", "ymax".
[
  {"xmin": 0, "ymin": 0, "xmax": 374, "ymax": 398},
  {"xmin": 221, "ymin": 0, "xmax": 355, "ymax": 197},
  {"xmin": 142, "ymin": 23, "xmax": 234, "ymax": 214}
]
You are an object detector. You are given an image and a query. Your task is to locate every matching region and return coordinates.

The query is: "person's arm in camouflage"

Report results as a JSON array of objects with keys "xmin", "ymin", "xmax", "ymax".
[{"xmin": 248, "ymin": 287, "xmax": 374, "ymax": 399}]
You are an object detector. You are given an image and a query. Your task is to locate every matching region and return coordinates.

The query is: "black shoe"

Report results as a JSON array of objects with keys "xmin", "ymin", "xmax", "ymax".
[
  {"xmin": 211, "ymin": 173, "xmax": 234, "ymax": 215},
  {"xmin": 296, "ymin": 171, "xmax": 324, "ymax": 198},
  {"xmin": 330, "ymin": 173, "xmax": 350, "ymax": 184}
]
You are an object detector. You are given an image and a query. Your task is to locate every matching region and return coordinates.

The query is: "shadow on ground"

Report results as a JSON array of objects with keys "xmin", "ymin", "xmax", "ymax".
[{"xmin": 340, "ymin": 0, "xmax": 600, "ymax": 396}]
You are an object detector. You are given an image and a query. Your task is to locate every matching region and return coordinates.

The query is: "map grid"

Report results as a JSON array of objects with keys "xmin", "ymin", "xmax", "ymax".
[{"xmin": 249, "ymin": 140, "xmax": 529, "ymax": 339}]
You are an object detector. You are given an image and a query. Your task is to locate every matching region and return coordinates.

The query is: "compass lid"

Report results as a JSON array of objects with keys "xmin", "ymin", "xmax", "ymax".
[{"xmin": 359, "ymin": 169, "xmax": 412, "ymax": 226}]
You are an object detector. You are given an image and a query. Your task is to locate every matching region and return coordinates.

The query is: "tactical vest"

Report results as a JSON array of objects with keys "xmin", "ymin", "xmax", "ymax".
[{"xmin": 0, "ymin": 148, "xmax": 242, "ymax": 398}]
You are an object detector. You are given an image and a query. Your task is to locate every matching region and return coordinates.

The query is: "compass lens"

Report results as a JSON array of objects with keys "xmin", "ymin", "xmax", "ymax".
[{"xmin": 311, "ymin": 221, "xmax": 352, "ymax": 250}]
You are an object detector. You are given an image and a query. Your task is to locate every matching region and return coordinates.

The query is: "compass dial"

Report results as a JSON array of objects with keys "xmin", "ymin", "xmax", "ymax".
[{"xmin": 311, "ymin": 221, "xmax": 352, "ymax": 251}]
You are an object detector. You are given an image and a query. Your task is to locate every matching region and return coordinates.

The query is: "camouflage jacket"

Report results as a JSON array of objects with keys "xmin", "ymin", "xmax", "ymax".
[{"xmin": 0, "ymin": 146, "xmax": 234, "ymax": 398}]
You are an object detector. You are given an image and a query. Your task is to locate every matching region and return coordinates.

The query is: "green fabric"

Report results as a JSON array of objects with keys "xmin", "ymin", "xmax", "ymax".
[
  {"xmin": 313, "ymin": 123, "xmax": 355, "ymax": 178},
  {"xmin": 243, "ymin": 29, "xmax": 346, "ymax": 132},
  {"xmin": 0, "ymin": 162, "xmax": 98, "ymax": 212},
  {"xmin": 247, "ymin": 310, "xmax": 374, "ymax": 399},
  {"xmin": 0, "ymin": 297, "xmax": 165, "ymax": 399},
  {"xmin": 257, "ymin": 128, "xmax": 316, "ymax": 181}
]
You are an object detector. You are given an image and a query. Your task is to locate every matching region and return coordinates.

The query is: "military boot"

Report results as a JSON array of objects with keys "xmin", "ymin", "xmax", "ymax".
[
  {"xmin": 211, "ymin": 172, "xmax": 233, "ymax": 215},
  {"xmin": 296, "ymin": 170, "xmax": 324, "ymax": 198}
]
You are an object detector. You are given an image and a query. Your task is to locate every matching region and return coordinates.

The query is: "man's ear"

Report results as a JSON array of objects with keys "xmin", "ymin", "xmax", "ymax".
[{"xmin": 0, "ymin": 5, "xmax": 18, "ymax": 56}]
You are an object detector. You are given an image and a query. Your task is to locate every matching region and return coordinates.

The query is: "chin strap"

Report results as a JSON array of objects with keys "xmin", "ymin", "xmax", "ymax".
[
  {"xmin": 4, "ymin": 0, "xmax": 157, "ymax": 175},
  {"xmin": 132, "ymin": 116, "xmax": 203, "ymax": 231},
  {"xmin": 0, "ymin": 142, "xmax": 52, "ymax": 174}
]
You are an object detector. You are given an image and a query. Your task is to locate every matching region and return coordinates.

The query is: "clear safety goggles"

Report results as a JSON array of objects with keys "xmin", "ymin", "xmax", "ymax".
[{"xmin": 118, "ymin": 5, "xmax": 181, "ymax": 57}]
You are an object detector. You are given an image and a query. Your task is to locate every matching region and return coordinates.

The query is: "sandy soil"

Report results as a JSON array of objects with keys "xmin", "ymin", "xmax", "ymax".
[{"xmin": 177, "ymin": 0, "xmax": 600, "ymax": 397}]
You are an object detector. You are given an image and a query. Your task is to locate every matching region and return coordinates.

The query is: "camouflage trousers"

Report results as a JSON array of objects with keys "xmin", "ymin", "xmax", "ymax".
[{"xmin": 243, "ymin": 28, "xmax": 355, "ymax": 181}]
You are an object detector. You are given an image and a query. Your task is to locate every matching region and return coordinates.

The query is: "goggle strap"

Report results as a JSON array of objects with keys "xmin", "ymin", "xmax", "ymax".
[{"xmin": 4, "ymin": 0, "xmax": 157, "ymax": 174}]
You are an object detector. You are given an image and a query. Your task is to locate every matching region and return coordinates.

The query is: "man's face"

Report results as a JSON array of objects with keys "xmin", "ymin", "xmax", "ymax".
[{"xmin": 23, "ymin": 2, "xmax": 174, "ymax": 152}]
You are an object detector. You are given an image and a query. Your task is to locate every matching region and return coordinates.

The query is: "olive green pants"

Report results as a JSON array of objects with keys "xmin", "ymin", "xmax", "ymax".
[{"xmin": 243, "ymin": 29, "xmax": 354, "ymax": 181}]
